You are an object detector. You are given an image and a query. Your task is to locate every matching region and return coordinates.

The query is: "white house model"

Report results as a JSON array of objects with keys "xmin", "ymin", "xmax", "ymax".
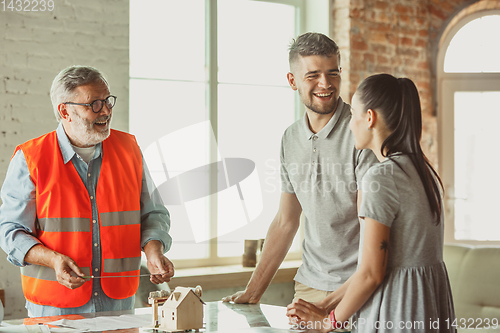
[{"xmin": 155, "ymin": 286, "xmax": 205, "ymax": 332}]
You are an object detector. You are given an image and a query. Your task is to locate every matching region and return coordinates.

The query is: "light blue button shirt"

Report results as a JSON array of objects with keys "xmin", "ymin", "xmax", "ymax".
[{"xmin": 0, "ymin": 123, "xmax": 172, "ymax": 317}]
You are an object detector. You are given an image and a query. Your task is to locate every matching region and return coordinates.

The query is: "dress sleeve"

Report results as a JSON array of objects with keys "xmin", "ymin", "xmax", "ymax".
[
  {"xmin": 0, "ymin": 149, "xmax": 41, "ymax": 266},
  {"xmin": 358, "ymin": 163, "xmax": 400, "ymax": 228},
  {"xmin": 354, "ymin": 148, "xmax": 378, "ymax": 184}
]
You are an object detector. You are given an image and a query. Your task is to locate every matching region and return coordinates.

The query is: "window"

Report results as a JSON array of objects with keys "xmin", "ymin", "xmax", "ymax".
[
  {"xmin": 438, "ymin": 13, "xmax": 500, "ymax": 244},
  {"xmin": 130, "ymin": 0, "xmax": 328, "ymax": 267},
  {"xmin": 444, "ymin": 15, "xmax": 500, "ymax": 73}
]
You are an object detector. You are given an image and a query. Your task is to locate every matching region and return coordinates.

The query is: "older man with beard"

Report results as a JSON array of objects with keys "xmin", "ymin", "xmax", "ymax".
[{"xmin": 0, "ymin": 66, "xmax": 173, "ymax": 317}]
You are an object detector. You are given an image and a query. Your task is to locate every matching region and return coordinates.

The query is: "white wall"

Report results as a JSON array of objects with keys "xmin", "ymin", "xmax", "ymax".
[
  {"xmin": 0, "ymin": 0, "xmax": 129, "ymax": 319},
  {"xmin": 305, "ymin": 0, "xmax": 329, "ymax": 35}
]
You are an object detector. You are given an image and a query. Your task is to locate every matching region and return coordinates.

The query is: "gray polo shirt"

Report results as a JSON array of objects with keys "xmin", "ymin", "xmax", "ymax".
[{"xmin": 280, "ymin": 98, "xmax": 377, "ymax": 291}]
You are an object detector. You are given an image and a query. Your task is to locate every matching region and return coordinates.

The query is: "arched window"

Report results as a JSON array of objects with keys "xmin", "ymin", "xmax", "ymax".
[
  {"xmin": 444, "ymin": 15, "xmax": 500, "ymax": 73},
  {"xmin": 438, "ymin": 12, "xmax": 500, "ymax": 244}
]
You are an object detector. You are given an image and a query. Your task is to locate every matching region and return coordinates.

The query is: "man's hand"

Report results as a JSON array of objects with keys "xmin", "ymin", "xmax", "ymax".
[
  {"xmin": 222, "ymin": 192, "xmax": 302, "ymax": 304},
  {"xmin": 221, "ymin": 289, "xmax": 260, "ymax": 304},
  {"xmin": 24, "ymin": 244, "xmax": 87, "ymax": 290},
  {"xmin": 286, "ymin": 299, "xmax": 331, "ymax": 332},
  {"xmin": 51, "ymin": 253, "xmax": 87, "ymax": 289},
  {"xmin": 144, "ymin": 240, "xmax": 174, "ymax": 284}
]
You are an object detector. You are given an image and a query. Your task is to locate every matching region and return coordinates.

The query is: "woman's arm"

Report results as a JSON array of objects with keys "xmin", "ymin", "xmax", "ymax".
[
  {"xmin": 296, "ymin": 189, "xmax": 365, "ymax": 312},
  {"xmin": 332, "ymin": 217, "xmax": 390, "ymax": 321},
  {"xmin": 287, "ymin": 217, "xmax": 390, "ymax": 330}
]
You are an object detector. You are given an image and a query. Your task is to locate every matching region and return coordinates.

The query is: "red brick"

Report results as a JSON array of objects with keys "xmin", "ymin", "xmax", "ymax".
[
  {"xmin": 375, "ymin": 0, "xmax": 389, "ymax": 10},
  {"xmin": 371, "ymin": 31, "xmax": 388, "ymax": 44},
  {"xmin": 418, "ymin": 29, "xmax": 429, "ymax": 38},
  {"xmin": 351, "ymin": 60, "xmax": 366, "ymax": 72},
  {"xmin": 417, "ymin": 61, "xmax": 429, "ymax": 70},
  {"xmin": 375, "ymin": 10, "xmax": 395, "ymax": 24},
  {"xmin": 376, "ymin": 55, "xmax": 389, "ymax": 65},
  {"xmin": 350, "ymin": 21, "xmax": 364, "ymax": 36},
  {"xmin": 400, "ymin": 48, "xmax": 420, "ymax": 58},
  {"xmin": 363, "ymin": 52, "xmax": 374, "ymax": 63},
  {"xmin": 352, "ymin": 39, "xmax": 369, "ymax": 51},
  {"xmin": 401, "ymin": 59, "xmax": 415, "ymax": 69},
  {"xmin": 395, "ymin": 4, "xmax": 410, "ymax": 15},
  {"xmin": 400, "ymin": 37, "xmax": 413, "ymax": 47},
  {"xmin": 372, "ymin": 44, "xmax": 389, "ymax": 53},
  {"xmin": 440, "ymin": 1, "xmax": 455, "ymax": 13},
  {"xmin": 351, "ymin": 51, "xmax": 363, "ymax": 63},
  {"xmin": 351, "ymin": 8, "xmax": 364, "ymax": 19},
  {"xmin": 373, "ymin": 22, "xmax": 393, "ymax": 33},
  {"xmin": 374, "ymin": 65, "xmax": 393, "ymax": 73},
  {"xmin": 416, "ymin": 80, "xmax": 430, "ymax": 91},
  {"xmin": 350, "ymin": 72, "xmax": 361, "ymax": 85},
  {"xmin": 417, "ymin": 6, "xmax": 428, "ymax": 17},
  {"xmin": 416, "ymin": 17, "xmax": 425, "ymax": 26},
  {"xmin": 429, "ymin": 4, "xmax": 448, "ymax": 20},
  {"xmin": 399, "ymin": 14, "xmax": 412, "ymax": 26},
  {"xmin": 350, "ymin": 0, "xmax": 364, "ymax": 7},
  {"xmin": 411, "ymin": 70, "xmax": 429, "ymax": 81},
  {"xmin": 391, "ymin": 57, "xmax": 403, "ymax": 67},
  {"xmin": 415, "ymin": 38, "xmax": 427, "ymax": 48},
  {"xmin": 387, "ymin": 33, "xmax": 398, "ymax": 45}
]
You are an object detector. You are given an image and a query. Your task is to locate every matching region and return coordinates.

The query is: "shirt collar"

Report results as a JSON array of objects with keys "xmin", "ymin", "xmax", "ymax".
[
  {"xmin": 56, "ymin": 122, "xmax": 103, "ymax": 164},
  {"xmin": 301, "ymin": 97, "xmax": 346, "ymax": 140}
]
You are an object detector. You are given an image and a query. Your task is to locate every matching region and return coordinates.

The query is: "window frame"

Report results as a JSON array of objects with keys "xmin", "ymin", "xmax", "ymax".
[{"xmin": 437, "ymin": 10, "xmax": 500, "ymax": 246}]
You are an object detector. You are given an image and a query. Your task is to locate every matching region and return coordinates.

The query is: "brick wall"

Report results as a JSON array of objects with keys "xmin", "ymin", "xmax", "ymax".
[
  {"xmin": 0, "ymin": 0, "xmax": 129, "ymax": 319},
  {"xmin": 332, "ymin": 0, "xmax": 482, "ymax": 166}
]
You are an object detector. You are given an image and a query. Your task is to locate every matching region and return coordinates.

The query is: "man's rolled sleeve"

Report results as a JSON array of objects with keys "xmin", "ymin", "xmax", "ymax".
[
  {"xmin": 139, "ymin": 156, "xmax": 172, "ymax": 253},
  {"xmin": 0, "ymin": 150, "xmax": 41, "ymax": 266}
]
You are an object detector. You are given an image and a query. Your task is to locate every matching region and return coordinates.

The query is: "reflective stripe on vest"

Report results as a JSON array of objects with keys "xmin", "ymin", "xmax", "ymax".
[
  {"xmin": 103, "ymin": 257, "xmax": 141, "ymax": 273},
  {"xmin": 16, "ymin": 129, "xmax": 143, "ymax": 307},
  {"xmin": 38, "ymin": 218, "xmax": 91, "ymax": 232},
  {"xmin": 100, "ymin": 211, "xmax": 140, "ymax": 227},
  {"xmin": 21, "ymin": 266, "xmax": 92, "ymax": 281}
]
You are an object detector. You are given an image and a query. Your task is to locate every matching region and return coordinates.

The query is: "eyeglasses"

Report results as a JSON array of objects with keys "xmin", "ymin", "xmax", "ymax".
[{"xmin": 64, "ymin": 95, "xmax": 117, "ymax": 113}]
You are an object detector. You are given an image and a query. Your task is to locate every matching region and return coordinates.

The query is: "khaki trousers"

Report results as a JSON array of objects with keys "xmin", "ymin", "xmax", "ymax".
[{"xmin": 293, "ymin": 281, "xmax": 333, "ymax": 303}]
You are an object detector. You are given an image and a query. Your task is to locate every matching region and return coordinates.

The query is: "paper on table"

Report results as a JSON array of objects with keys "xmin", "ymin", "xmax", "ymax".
[
  {"xmin": 0, "ymin": 324, "xmax": 52, "ymax": 333},
  {"xmin": 48, "ymin": 314, "xmax": 151, "ymax": 332},
  {"xmin": 0, "ymin": 325, "xmax": 31, "ymax": 333},
  {"xmin": 24, "ymin": 314, "xmax": 86, "ymax": 326}
]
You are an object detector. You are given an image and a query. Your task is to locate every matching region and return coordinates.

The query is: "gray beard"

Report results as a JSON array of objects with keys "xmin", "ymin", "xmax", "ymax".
[{"xmin": 72, "ymin": 112, "xmax": 111, "ymax": 146}]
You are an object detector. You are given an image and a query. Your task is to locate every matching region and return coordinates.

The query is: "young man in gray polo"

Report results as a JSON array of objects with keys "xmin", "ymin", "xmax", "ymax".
[{"xmin": 223, "ymin": 32, "xmax": 377, "ymax": 305}]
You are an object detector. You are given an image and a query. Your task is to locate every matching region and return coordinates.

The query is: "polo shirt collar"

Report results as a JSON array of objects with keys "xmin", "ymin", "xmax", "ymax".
[
  {"xmin": 56, "ymin": 122, "xmax": 103, "ymax": 164},
  {"xmin": 302, "ymin": 97, "xmax": 346, "ymax": 140}
]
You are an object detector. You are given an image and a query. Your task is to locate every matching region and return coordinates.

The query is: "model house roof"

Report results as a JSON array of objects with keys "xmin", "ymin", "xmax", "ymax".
[{"xmin": 162, "ymin": 287, "xmax": 205, "ymax": 309}]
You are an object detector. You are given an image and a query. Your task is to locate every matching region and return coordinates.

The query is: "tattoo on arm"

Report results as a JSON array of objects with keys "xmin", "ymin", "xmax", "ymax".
[{"xmin": 380, "ymin": 240, "xmax": 389, "ymax": 267}]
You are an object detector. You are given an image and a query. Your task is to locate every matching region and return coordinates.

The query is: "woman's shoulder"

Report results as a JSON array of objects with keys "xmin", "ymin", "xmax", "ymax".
[
  {"xmin": 364, "ymin": 157, "xmax": 398, "ymax": 179},
  {"xmin": 368, "ymin": 154, "xmax": 412, "ymax": 176},
  {"xmin": 361, "ymin": 155, "xmax": 414, "ymax": 195}
]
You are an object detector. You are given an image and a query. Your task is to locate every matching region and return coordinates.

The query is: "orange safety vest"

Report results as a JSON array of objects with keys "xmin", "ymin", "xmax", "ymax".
[{"xmin": 15, "ymin": 129, "xmax": 143, "ymax": 308}]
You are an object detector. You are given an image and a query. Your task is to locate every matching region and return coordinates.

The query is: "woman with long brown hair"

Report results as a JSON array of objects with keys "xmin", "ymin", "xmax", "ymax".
[{"xmin": 287, "ymin": 73, "xmax": 455, "ymax": 332}]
